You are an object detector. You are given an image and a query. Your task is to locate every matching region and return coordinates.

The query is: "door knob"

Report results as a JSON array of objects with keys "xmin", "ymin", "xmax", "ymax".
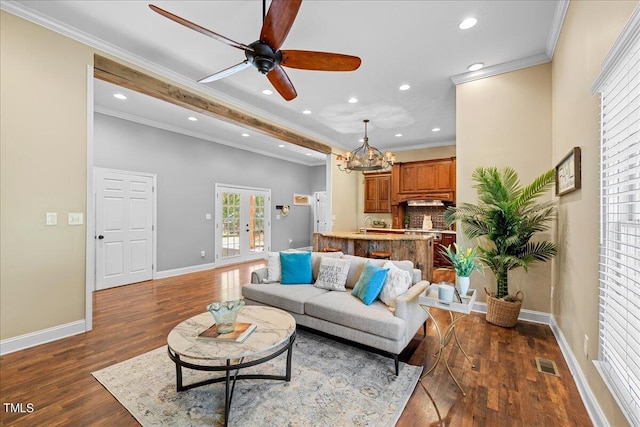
[{"xmin": 98, "ymin": 235, "xmax": 104, "ymax": 239}]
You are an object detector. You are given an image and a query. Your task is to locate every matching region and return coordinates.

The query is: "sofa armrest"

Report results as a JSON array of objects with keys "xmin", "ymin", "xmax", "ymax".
[
  {"xmin": 251, "ymin": 267, "xmax": 269, "ymax": 284},
  {"xmin": 395, "ymin": 280, "xmax": 430, "ymax": 344}
]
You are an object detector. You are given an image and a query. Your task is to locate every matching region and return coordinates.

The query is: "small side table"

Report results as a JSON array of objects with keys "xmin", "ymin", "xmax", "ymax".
[{"xmin": 418, "ymin": 285, "xmax": 477, "ymax": 395}]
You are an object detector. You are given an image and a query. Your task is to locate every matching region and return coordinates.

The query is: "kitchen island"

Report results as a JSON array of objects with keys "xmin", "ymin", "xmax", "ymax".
[{"xmin": 313, "ymin": 232, "xmax": 434, "ymax": 281}]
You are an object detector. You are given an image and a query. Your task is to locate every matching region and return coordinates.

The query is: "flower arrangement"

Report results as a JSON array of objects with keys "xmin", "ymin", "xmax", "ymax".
[{"xmin": 440, "ymin": 243, "xmax": 482, "ymax": 277}]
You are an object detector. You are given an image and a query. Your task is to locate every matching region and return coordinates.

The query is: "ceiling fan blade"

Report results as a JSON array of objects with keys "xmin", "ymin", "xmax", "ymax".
[
  {"xmin": 260, "ymin": 0, "xmax": 302, "ymax": 51},
  {"xmin": 149, "ymin": 4, "xmax": 253, "ymax": 52},
  {"xmin": 198, "ymin": 61, "xmax": 251, "ymax": 83},
  {"xmin": 267, "ymin": 65, "xmax": 297, "ymax": 101},
  {"xmin": 280, "ymin": 50, "xmax": 362, "ymax": 71}
]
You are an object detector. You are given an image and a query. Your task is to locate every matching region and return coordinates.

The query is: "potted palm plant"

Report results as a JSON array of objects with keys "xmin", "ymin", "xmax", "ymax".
[{"xmin": 444, "ymin": 167, "xmax": 557, "ymax": 327}]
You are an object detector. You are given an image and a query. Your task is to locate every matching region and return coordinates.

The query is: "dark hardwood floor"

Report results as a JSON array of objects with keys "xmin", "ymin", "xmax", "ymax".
[{"xmin": 0, "ymin": 262, "xmax": 592, "ymax": 426}]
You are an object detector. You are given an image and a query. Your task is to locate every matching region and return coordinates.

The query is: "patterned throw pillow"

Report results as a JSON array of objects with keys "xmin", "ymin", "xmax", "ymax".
[
  {"xmin": 378, "ymin": 261, "xmax": 412, "ymax": 308},
  {"xmin": 314, "ymin": 257, "xmax": 351, "ymax": 291}
]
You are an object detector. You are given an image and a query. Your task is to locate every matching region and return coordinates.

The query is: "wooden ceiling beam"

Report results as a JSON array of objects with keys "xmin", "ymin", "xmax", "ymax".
[{"xmin": 93, "ymin": 54, "xmax": 332, "ymax": 154}]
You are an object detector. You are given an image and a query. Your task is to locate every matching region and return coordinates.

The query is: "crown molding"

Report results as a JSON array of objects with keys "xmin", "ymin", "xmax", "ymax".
[
  {"xmin": 546, "ymin": 0, "xmax": 570, "ymax": 59},
  {"xmin": 94, "ymin": 107, "xmax": 325, "ymax": 167},
  {"xmin": 0, "ymin": 1, "xmax": 332, "ymax": 146},
  {"xmin": 450, "ymin": 53, "xmax": 551, "ymax": 85}
]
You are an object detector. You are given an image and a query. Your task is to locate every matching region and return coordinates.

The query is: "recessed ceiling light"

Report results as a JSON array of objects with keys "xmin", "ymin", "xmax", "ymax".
[
  {"xmin": 468, "ymin": 62, "xmax": 484, "ymax": 72},
  {"xmin": 459, "ymin": 17, "xmax": 477, "ymax": 30},
  {"xmin": 348, "ymin": 97, "xmax": 358, "ymax": 104},
  {"xmin": 399, "ymin": 84, "xmax": 410, "ymax": 91},
  {"xmin": 278, "ymin": 144, "xmax": 285, "ymax": 148},
  {"xmin": 187, "ymin": 116, "xmax": 198, "ymax": 122},
  {"xmin": 432, "ymin": 127, "xmax": 441, "ymax": 132},
  {"xmin": 302, "ymin": 109, "xmax": 312, "ymax": 115},
  {"xmin": 241, "ymin": 133, "xmax": 249, "ymax": 137},
  {"xmin": 395, "ymin": 133, "xmax": 403, "ymax": 137},
  {"xmin": 306, "ymin": 153, "xmax": 312, "ymax": 156},
  {"xmin": 262, "ymin": 89, "xmax": 273, "ymax": 95},
  {"xmin": 113, "ymin": 93, "xmax": 127, "ymax": 100}
]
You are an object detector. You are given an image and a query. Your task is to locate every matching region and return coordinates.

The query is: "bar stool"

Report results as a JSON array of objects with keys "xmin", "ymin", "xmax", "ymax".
[
  {"xmin": 323, "ymin": 247, "xmax": 342, "ymax": 253},
  {"xmin": 370, "ymin": 251, "xmax": 392, "ymax": 260}
]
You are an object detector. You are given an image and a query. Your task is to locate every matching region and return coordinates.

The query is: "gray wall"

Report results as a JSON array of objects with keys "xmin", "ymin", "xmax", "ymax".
[{"xmin": 94, "ymin": 113, "xmax": 324, "ymax": 271}]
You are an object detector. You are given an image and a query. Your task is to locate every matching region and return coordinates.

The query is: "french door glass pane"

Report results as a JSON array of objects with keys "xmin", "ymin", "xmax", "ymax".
[
  {"xmin": 222, "ymin": 192, "xmax": 240, "ymax": 258},
  {"xmin": 250, "ymin": 195, "xmax": 265, "ymax": 254}
]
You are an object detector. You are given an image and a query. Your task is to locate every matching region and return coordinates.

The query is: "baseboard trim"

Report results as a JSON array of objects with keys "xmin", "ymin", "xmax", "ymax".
[
  {"xmin": 155, "ymin": 262, "xmax": 217, "ymax": 279},
  {"xmin": 549, "ymin": 316, "xmax": 608, "ymax": 427},
  {"xmin": 0, "ymin": 320, "xmax": 86, "ymax": 356},
  {"xmin": 471, "ymin": 301, "xmax": 551, "ymax": 325}
]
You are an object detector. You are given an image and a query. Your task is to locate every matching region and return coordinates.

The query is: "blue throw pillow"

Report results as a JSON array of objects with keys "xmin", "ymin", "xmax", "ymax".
[
  {"xmin": 280, "ymin": 252, "xmax": 313, "ymax": 284},
  {"xmin": 351, "ymin": 262, "xmax": 389, "ymax": 305}
]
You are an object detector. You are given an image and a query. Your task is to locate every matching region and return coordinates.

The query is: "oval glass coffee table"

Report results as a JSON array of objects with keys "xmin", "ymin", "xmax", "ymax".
[{"xmin": 167, "ymin": 305, "xmax": 296, "ymax": 427}]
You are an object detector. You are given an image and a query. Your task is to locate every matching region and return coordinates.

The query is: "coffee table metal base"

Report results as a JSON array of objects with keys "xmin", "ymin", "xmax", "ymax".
[{"xmin": 167, "ymin": 332, "xmax": 296, "ymax": 427}]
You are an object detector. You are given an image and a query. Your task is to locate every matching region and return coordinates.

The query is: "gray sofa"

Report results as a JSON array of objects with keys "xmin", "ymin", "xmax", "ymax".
[{"xmin": 242, "ymin": 252, "xmax": 430, "ymax": 374}]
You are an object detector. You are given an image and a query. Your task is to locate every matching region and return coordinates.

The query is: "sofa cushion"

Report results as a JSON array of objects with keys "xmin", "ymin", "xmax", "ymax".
[
  {"xmin": 352, "ymin": 262, "xmax": 389, "ymax": 305},
  {"xmin": 242, "ymin": 283, "xmax": 328, "ymax": 314},
  {"xmin": 280, "ymin": 252, "xmax": 313, "ymax": 284},
  {"xmin": 378, "ymin": 261, "xmax": 412, "ymax": 308},
  {"xmin": 304, "ymin": 291, "xmax": 405, "ymax": 341},
  {"xmin": 314, "ymin": 257, "xmax": 350, "ymax": 291}
]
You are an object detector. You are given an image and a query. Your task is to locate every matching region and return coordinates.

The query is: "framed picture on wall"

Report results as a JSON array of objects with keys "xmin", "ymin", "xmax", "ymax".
[
  {"xmin": 555, "ymin": 147, "xmax": 581, "ymax": 196},
  {"xmin": 293, "ymin": 194, "xmax": 311, "ymax": 206}
]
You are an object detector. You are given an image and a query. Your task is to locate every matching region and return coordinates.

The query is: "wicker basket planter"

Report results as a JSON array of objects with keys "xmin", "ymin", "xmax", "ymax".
[{"xmin": 484, "ymin": 287, "xmax": 523, "ymax": 328}]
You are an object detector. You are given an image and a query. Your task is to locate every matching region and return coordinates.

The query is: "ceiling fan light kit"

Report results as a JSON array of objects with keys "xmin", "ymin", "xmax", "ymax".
[
  {"xmin": 336, "ymin": 120, "xmax": 396, "ymax": 173},
  {"xmin": 149, "ymin": 0, "xmax": 361, "ymax": 101}
]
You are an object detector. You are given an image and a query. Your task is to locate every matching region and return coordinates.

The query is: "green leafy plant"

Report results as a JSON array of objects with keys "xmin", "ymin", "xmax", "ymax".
[
  {"xmin": 444, "ymin": 167, "xmax": 557, "ymax": 299},
  {"xmin": 439, "ymin": 243, "xmax": 482, "ymax": 277}
]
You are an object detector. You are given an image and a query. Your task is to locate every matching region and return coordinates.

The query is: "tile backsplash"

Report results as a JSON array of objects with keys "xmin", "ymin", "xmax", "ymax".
[{"xmin": 405, "ymin": 206, "xmax": 448, "ymax": 229}]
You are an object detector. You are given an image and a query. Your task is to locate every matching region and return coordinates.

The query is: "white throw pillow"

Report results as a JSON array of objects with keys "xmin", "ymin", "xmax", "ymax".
[
  {"xmin": 378, "ymin": 261, "xmax": 412, "ymax": 307},
  {"xmin": 314, "ymin": 257, "xmax": 351, "ymax": 291},
  {"xmin": 265, "ymin": 252, "xmax": 281, "ymax": 282}
]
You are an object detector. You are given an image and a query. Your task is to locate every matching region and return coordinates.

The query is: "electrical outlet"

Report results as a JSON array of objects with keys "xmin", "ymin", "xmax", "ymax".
[
  {"xmin": 46, "ymin": 212, "xmax": 57, "ymax": 226},
  {"xmin": 584, "ymin": 334, "xmax": 589, "ymax": 357},
  {"xmin": 288, "ymin": 238, "xmax": 293, "ymax": 246},
  {"xmin": 200, "ymin": 250, "xmax": 206, "ymax": 258}
]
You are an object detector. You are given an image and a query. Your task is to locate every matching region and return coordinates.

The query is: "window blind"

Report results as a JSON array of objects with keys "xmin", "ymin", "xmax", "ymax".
[{"xmin": 596, "ymin": 17, "xmax": 640, "ymax": 427}]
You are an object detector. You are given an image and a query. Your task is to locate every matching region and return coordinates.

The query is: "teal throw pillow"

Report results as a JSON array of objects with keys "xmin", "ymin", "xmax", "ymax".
[
  {"xmin": 351, "ymin": 262, "xmax": 389, "ymax": 305},
  {"xmin": 280, "ymin": 252, "xmax": 313, "ymax": 284}
]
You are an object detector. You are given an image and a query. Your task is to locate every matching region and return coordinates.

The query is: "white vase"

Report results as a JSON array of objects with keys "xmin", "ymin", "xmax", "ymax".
[{"xmin": 457, "ymin": 276, "xmax": 470, "ymax": 297}]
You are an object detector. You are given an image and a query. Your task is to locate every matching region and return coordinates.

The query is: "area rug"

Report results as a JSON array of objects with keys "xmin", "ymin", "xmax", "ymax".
[{"xmin": 92, "ymin": 330, "xmax": 421, "ymax": 427}]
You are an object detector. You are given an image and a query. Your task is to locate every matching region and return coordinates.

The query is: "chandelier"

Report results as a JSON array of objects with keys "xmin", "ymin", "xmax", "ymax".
[{"xmin": 336, "ymin": 119, "xmax": 396, "ymax": 173}]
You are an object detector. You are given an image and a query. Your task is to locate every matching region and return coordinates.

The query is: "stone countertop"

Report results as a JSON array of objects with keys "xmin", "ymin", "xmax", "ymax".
[
  {"xmin": 319, "ymin": 231, "xmax": 434, "ymax": 241},
  {"xmin": 359, "ymin": 228, "xmax": 457, "ymax": 235}
]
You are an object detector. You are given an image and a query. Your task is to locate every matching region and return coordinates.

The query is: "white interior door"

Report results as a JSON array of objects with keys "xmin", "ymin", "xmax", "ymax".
[
  {"xmin": 314, "ymin": 191, "xmax": 328, "ymax": 233},
  {"xmin": 96, "ymin": 169, "xmax": 155, "ymax": 290},
  {"xmin": 215, "ymin": 185, "xmax": 270, "ymax": 265}
]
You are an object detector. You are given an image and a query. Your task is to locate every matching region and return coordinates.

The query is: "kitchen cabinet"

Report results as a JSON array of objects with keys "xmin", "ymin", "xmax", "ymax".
[
  {"xmin": 364, "ymin": 173, "xmax": 391, "ymax": 213},
  {"xmin": 398, "ymin": 157, "xmax": 456, "ymax": 197},
  {"xmin": 434, "ymin": 233, "xmax": 457, "ymax": 268}
]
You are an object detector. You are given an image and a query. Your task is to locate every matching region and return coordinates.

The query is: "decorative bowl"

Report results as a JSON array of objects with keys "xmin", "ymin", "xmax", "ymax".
[{"xmin": 206, "ymin": 299, "xmax": 245, "ymax": 334}]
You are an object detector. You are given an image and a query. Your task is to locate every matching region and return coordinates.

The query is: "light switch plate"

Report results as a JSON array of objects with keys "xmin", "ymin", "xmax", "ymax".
[
  {"xmin": 46, "ymin": 212, "xmax": 57, "ymax": 226},
  {"xmin": 205, "ymin": 213, "xmax": 212, "ymax": 220},
  {"xmin": 68, "ymin": 213, "xmax": 84, "ymax": 225}
]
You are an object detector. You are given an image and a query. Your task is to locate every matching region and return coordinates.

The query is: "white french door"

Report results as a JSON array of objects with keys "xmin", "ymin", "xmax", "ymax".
[
  {"xmin": 314, "ymin": 191, "xmax": 328, "ymax": 233},
  {"xmin": 215, "ymin": 184, "xmax": 270, "ymax": 265},
  {"xmin": 95, "ymin": 169, "xmax": 155, "ymax": 290}
]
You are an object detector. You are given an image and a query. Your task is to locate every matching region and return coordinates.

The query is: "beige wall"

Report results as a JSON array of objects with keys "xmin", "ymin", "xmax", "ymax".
[
  {"xmin": 552, "ymin": 1, "xmax": 637, "ymax": 426},
  {"xmin": 1, "ymin": 11, "xmax": 94, "ymax": 339},
  {"xmin": 330, "ymin": 152, "xmax": 360, "ymax": 231},
  {"xmin": 456, "ymin": 62, "xmax": 553, "ymax": 311}
]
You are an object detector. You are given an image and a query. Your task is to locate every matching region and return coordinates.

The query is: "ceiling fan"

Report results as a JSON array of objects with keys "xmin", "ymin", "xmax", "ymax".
[{"xmin": 149, "ymin": 0, "xmax": 361, "ymax": 101}]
